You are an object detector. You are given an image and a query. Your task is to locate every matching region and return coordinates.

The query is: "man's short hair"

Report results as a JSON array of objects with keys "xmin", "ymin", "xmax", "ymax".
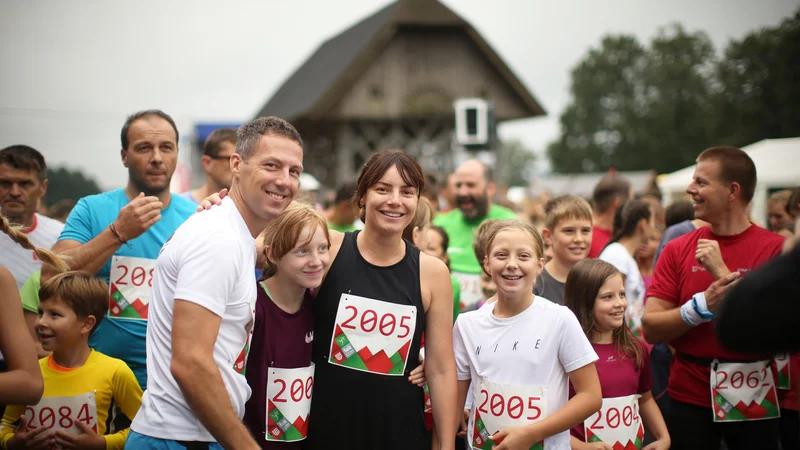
[
  {"xmin": 592, "ymin": 174, "xmax": 631, "ymax": 214},
  {"xmin": 697, "ymin": 146, "xmax": 757, "ymax": 204},
  {"xmin": 236, "ymin": 116, "xmax": 302, "ymax": 161},
  {"xmin": 0, "ymin": 145, "xmax": 47, "ymax": 182},
  {"xmin": 120, "ymin": 109, "xmax": 179, "ymax": 150},
  {"xmin": 203, "ymin": 128, "xmax": 238, "ymax": 158},
  {"xmin": 334, "ymin": 182, "xmax": 357, "ymax": 205},
  {"xmin": 544, "ymin": 194, "xmax": 593, "ymax": 231}
]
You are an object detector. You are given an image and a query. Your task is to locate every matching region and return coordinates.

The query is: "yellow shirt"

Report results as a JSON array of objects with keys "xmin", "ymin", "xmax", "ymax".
[{"xmin": 0, "ymin": 350, "xmax": 142, "ymax": 450}]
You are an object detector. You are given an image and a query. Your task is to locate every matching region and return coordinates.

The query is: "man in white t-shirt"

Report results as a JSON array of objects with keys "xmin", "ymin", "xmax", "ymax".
[
  {"xmin": 453, "ymin": 296, "xmax": 598, "ymax": 449},
  {"xmin": 0, "ymin": 145, "xmax": 64, "ymax": 289},
  {"xmin": 128, "ymin": 117, "xmax": 304, "ymax": 450}
]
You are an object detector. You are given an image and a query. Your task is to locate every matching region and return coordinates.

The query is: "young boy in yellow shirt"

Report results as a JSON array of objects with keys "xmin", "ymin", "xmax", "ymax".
[{"xmin": 0, "ymin": 272, "xmax": 142, "ymax": 450}]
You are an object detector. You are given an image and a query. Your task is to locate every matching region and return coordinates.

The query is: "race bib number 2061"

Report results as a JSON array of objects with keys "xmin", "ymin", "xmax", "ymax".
[
  {"xmin": 329, "ymin": 294, "xmax": 416, "ymax": 376},
  {"xmin": 109, "ymin": 256, "xmax": 155, "ymax": 321}
]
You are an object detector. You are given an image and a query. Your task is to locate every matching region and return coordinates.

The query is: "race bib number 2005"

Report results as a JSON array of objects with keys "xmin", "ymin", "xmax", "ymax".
[
  {"xmin": 109, "ymin": 256, "xmax": 156, "ymax": 321},
  {"xmin": 472, "ymin": 378, "xmax": 546, "ymax": 450},
  {"xmin": 329, "ymin": 294, "xmax": 416, "ymax": 376}
]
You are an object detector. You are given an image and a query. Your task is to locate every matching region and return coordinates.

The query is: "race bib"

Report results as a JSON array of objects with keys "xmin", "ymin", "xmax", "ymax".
[
  {"xmin": 453, "ymin": 271, "xmax": 482, "ymax": 312},
  {"xmin": 22, "ymin": 392, "xmax": 98, "ymax": 435},
  {"xmin": 775, "ymin": 353, "xmax": 791, "ymax": 390},
  {"xmin": 710, "ymin": 360, "xmax": 780, "ymax": 422},
  {"xmin": 234, "ymin": 291, "xmax": 259, "ymax": 375},
  {"xmin": 584, "ymin": 395, "xmax": 643, "ymax": 449},
  {"xmin": 266, "ymin": 365, "xmax": 314, "ymax": 442},
  {"xmin": 329, "ymin": 294, "xmax": 417, "ymax": 376},
  {"xmin": 471, "ymin": 378, "xmax": 546, "ymax": 450},
  {"xmin": 109, "ymin": 256, "xmax": 156, "ymax": 321}
]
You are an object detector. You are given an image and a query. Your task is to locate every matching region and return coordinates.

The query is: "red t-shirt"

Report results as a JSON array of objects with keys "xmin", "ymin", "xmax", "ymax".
[
  {"xmin": 647, "ymin": 225, "xmax": 784, "ymax": 408},
  {"xmin": 570, "ymin": 341, "xmax": 652, "ymax": 441},
  {"xmin": 589, "ymin": 227, "xmax": 612, "ymax": 258}
]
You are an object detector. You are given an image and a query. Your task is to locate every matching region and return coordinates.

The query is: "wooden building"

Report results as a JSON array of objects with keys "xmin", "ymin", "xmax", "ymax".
[{"xmin": 254, "ymin": 0, "xmax": 546, "ymax": 187}]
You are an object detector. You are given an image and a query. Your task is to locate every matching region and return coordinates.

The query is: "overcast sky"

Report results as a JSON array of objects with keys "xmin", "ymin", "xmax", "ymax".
[{"xmin": 1, "ymin": 0, "xmax": 796, "ymax": 190}]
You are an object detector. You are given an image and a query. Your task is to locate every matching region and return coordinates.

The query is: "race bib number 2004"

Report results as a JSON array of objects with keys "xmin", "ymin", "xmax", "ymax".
[
  {"xmin": 266, "ymin": 365, "xmax": 314, "ymax": 442},
  {"xmin": 472, "ymin": 378, "xmax": 546, "ymax": 450},
  {"xmin": 584, "ymin": 395, "xmax": 643, "ymax": 449},
  {"xmin": 109, "ymin": 256, "xmax": 156, "ymax": 321},
  {"xmin": 329, "ymin": 294, "xmax": 416, "ymax": 376}
]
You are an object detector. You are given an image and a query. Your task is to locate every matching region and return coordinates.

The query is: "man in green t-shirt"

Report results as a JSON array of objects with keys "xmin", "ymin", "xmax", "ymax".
[
  {"xmin": 325, "ymin": 182, "xmax": 360, "ymax": 233},
  {"xmin": 433, "ymin": 159, "xmax": 517, "ymax": 310}
]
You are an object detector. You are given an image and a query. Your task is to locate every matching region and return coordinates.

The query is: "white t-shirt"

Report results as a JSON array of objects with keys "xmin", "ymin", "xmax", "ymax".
[
  {"xmin": 131, "ymin": 197, "xmax": 257, "ymax": 441},
  {"xmin": 0, "ymin": 213, "xmax": 63, "ymax": 289},
  {"xmin": 453, "ymin": 296, "xmax": 597, "ymax": 449},
  {"xmin": 598, "ymin": 242, "xmax": 645, "ymax": 302}
]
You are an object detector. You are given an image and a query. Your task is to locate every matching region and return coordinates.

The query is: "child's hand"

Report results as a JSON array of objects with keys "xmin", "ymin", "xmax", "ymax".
[
  {"xmin": 196, "ymin": 189, "xmax": 227, "ymax": 212},
  {"xmin": 490, "ymin": 425, "xmax": 542, "ymax": 450},
  {"xmin": 457, "ymin": 409, "xmax": 469, "ymax": 437},
  {"xmin": 50, "ymin": 421, "xmax": 105, "ymax": 450},
  {"xmin": 642, "ymin": 438, "xmax": 670, "ymax": 450},
  {"xmin": 585, "ymin": 443, "xmax": 613, "ymax": 450},
  {"xmin": 7, "ymin": 415, "xmax": 53, "ymax": 450},
  {"xmin": 408, "ymin": 357, "xmax": 426, "ymax": 387}
]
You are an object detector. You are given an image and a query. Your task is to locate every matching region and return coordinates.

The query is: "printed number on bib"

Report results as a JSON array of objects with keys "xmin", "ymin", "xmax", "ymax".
[
  {"xmin": 23, "ymin": 392, "xmax": 98, "ymax": 435},
  {"xmin": 453, "ymin": 272, "xmax": 482, "ymax": 312},
  {"xmin": 775, "ymin": 353, "xmax": 791, "ymax": 391},
  {"xmin": 266, "ymin": 364, "xmax": 314, "ymax": 442},
  {"xmin": 471, "ymin": 378, "xmax": 545, "ymax": 450},
  {"xmin": 329, "ymin": 294, "xmax": 416, "ymax": 376},
  {"xmin": 710, "ymin": 360, "xmax": 780, "ymax": 422},
  {"xmin": 109, "ymin": 256, "xmax": 156, "ymax": 321},
  {"xmin": 584, "ymin": 395, "xmax": 643, "ymax": 449}
]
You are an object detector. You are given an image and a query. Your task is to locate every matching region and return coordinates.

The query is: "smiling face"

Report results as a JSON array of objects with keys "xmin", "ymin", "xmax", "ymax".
[
  {"xmin": 454, "ymin": 162, "xmax": 492, "ymax": 221},
  {"xmin": 361, "ymin": 165, "xmax": 419, "ymax": 235},
  {"xmin": 233, "ymin": 134, "xmax": 303, "ymax": 222},
  {"xmin": 486, "ymin": 228, "xmax": 544, "ymax": 298},
  {"xmin": 768, "ymin": 202, "xmax": 794, "ymax": 232},
  {"xmin": 548, "ymin": 217, "xmax": 592, "ymax": 266},
  {"xmin": 122, "ymin": 116, "xmax": 178, "ymax": 196},
  {"xmin": 272, "ymin": 224, "xmax": 331, "ymax": 289},
  {"xmin": 686, "ymin": 159, "xmax": 733, "ymax": 223},
  {"xmin": 35, "ymin": 297, "xmax": 94, "ymax": 353},
  {"xmin": 592, "ymin": 274, "xmax": 627, "ymax": 334}
]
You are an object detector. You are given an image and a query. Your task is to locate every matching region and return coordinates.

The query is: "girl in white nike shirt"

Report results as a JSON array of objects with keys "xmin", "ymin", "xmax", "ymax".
[{"xmin": 453, "ymin": 219, "xmax": 601, "ymax": 450}]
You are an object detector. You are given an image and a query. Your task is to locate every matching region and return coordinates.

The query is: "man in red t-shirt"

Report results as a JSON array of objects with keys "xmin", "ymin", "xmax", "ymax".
[
  {"xmin": 588, "ymin": 174, "xmax": 632, "ymax": 258},
  {"xmin": 642, "ymin": 146, "xmax": 785, "ymax": 450}
]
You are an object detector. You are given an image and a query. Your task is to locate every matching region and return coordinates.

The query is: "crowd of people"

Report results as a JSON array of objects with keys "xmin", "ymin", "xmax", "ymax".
[{"xmin": 0, "ymin": 109, "xmax": 798, "ymax": 450}]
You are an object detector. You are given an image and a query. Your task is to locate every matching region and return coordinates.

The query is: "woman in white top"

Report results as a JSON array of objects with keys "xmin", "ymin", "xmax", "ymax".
[{"xmin": 598, "ymin": 199, "xmax": 654, "ymax": 338}]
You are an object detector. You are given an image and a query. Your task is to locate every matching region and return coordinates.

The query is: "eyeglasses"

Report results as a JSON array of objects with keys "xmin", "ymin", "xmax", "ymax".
[{"xmin": 208, "ymin": 155, "xmax": 233, "ymax": 161}]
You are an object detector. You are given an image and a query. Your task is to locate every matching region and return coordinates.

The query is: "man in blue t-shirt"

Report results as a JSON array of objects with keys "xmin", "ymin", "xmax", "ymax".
[{"xmin": 43, "ymin": 109, "xmax": 196, "ymax": 388}]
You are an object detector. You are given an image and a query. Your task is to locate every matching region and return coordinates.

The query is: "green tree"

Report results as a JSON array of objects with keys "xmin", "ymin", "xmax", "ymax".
[
  {"xmin": 44, "ymin": 166, "xmax": 102, "ymax": 205},
  {"xmin": 497, "ymin": 139, "xmax": 536, "ymax": 186},
  {"xmin": 548, "ymin": 25, "xmax": 717, "ymax": 173},
  {"xmin": 711, "ymin": 9, "xmax": 800, "ymax": 148}
]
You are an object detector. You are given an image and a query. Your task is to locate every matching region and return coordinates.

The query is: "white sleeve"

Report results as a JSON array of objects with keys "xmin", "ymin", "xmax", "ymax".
[
  {"xmin": 173, "ymin": 232, "xmax": 242, "ymax": 317},
  {"xmin": 452, "ymin": 316, "xmax": 471, "ymax": 381},
  {"xmin": 557, "ymin": 308, "xmax": 598, "ymax": 373},
  {"xmin": 599, "ymin": 244, "xmax": 630, "ymax": 276}
]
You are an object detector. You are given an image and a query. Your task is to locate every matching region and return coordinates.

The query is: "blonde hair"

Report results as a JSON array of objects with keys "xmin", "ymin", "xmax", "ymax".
[
  {"xmin": 402, "ymin": 197, "xmax": 433, "ymax": 243},
  {"xmin": 473, "ymin": 220, "xmax": 504, "ymax": 276},
  {"xmin": 543, "ymin": 194, "xmax": 593, "ymax": 231},
  {"xmin": 39, "ymin": 272, "xmax": 108, "ymax": 333},
  {"xmin": 0, "ymin": 215, "xmax": 69, "ymax": 273},
  {"xmin": 483, "ymin": 220, "xmax": 545, "ymax": 263},
  {"xmin": 261, "ymin": 201, "xmax": 330, "ymax": 278}
]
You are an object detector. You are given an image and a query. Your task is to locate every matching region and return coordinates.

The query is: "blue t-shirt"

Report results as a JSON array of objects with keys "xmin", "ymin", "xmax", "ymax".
[{"xmin": 59, "ymin": 188, "xmax": 196, "ymax": 387}]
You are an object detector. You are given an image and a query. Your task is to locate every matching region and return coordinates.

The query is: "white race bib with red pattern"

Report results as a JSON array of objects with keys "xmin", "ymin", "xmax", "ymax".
[
  {"xmin": 22, "ymin": 392, "xmax": 98, "ymax": 435},
  {"xmin": 109, "ymin": 256, "xmax": 155, "ymax": 321}
]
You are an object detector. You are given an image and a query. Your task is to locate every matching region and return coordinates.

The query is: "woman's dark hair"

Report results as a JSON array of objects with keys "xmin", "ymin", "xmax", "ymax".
[
  {"xmin": 665, "ymin": 200, "xmax": 695, "ymax": 228},
  {"xmin": 606, "ymin": 199, "xmax": 652, "ymax": 249},
  {"xmin": 354, "ymin": 149, "xmax": 424, "ymax": 223}
]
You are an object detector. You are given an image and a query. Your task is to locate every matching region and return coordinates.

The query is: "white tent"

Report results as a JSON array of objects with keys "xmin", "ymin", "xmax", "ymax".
[{"xmin": 658, "ymin": 137, "xmax": 800, "ymax": 224}]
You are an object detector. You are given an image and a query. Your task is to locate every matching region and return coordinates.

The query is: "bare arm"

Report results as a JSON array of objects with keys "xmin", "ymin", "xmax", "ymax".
[
  {"xmin": 0, "ymin": 268, "xmax": 43, "ymax": 405},
  {"xmin": 423, "ymin": 256, "xmax": 459, "ymax": 450},
  {"xmin": 22, "ymin": 311, "xmax": 49, "ymax": 359},
  {"xmin": 639, "ymin": 392, "xmax": 669, "ymax": 449},
  {"xmin": 171, "ymin": 300, "xmax": 259, "ymax": 450},
  {"xmin": 641, "ymin": 297, "xmax": 693, "ymax": 344},
  {"xmin": 42, "ymin": 236, "xmax": 121, "ymax": 281}
]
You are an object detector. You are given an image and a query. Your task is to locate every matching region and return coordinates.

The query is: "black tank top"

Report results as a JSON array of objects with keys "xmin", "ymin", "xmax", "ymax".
[{"xmin": 306, "ymin": 231, "xmax": 428, "ymax": 450}]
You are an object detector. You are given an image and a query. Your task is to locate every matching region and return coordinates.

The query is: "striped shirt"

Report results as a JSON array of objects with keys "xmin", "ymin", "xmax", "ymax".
[{"xmin": 0, "ymin": 213, "xmax": 64, "ymax": 289}]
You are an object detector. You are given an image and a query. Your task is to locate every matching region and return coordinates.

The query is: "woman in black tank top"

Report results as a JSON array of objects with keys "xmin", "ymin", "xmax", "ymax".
[{"xmin": 306, "ymin": 150, "xmax": 458, "ymax": 450}]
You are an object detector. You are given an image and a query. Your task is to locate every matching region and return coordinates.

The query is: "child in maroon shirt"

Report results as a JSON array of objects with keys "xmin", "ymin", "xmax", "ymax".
[{"xmin": 565, "ymin": 259, "xmax": 670, "ymax": 450}]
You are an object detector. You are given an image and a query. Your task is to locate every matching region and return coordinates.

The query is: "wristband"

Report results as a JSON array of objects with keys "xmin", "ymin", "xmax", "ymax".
[
  {"xmin": 108, "ymin": 223, "xmax": 130, "ymax": 247},
  {"xmin": 680, "ymin": 301, "xmax": 705, "ymax": 326},
  {"xmin": 692, "ymin": 292, "xmax": 714, "ymax": 320}
]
